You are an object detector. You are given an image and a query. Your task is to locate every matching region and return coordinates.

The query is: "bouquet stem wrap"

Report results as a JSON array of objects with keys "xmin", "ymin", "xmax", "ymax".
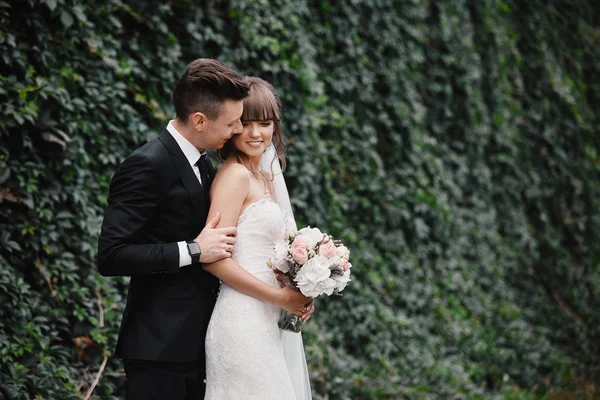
[{"xmin": 278, "ymin": 310, "xmax": 304, "ymax": 333}]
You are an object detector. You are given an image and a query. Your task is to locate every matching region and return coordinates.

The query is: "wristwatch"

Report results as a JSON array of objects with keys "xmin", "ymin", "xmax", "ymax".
[{"xmin": 187, "ymin": 240, "xmax": 201, "ymax": 264}]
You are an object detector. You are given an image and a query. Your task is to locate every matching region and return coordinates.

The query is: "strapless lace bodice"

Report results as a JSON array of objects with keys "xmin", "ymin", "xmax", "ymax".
[
  {"xmin": 230, "ymin": 198, "xmax": 286, "ymax": 286},
  {"xmin": 205, "ymin": 198, "xmax": 297, "ymax": 400}
]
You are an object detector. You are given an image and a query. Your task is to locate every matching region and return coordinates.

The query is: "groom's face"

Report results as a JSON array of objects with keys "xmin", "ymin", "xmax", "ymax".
[{"xmin": 199, "ymin": 99, "xmax": 244, "ymax": 150}]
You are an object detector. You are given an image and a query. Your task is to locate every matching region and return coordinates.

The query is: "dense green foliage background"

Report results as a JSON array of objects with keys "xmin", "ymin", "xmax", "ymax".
[{"xmin": 1, "ymin": 0, "xmax": 599, "ymax": 399}]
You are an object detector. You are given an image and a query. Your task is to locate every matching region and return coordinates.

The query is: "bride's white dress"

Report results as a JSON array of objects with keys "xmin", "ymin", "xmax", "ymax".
[{"xmin": 205, "ymin": 198, "xmax": 297, "ymax": 399}]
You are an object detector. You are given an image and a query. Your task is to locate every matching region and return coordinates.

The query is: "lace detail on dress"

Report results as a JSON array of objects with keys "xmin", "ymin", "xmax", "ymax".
[
  {"xmin": 237, "ymin": 197, "xmax": 276, "ymax": 226},
  {"xmin": 205, "ymin": 199, "xmax": 297, "ymax": 400}
]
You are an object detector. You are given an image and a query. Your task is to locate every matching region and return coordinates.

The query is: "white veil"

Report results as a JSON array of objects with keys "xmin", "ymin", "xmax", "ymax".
[{"xmin": 260, "ymin": 144, "xmax": 312, "ymax": 400}]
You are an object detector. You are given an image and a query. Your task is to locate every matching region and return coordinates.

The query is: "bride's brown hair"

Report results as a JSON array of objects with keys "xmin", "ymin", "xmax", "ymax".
[{"xmin": 218, "ymin": 77, "xmax": 286, "ymax": 181}]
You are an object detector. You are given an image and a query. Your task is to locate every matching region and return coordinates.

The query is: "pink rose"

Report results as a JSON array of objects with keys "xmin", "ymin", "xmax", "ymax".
[
  {"xmin": 342, "ymin": 260, "xmax": 351, "ymax": 271},
  {"xmin": 292, "ymin": 247, "xmax": 309, "ymax": 264},
  {"xmin": 318, "ymin": 241, "xmax": 337, "ymax": 259},
  {"xmin": 292, "ymin": 236, "xmax": 307, "ymax": 250}
]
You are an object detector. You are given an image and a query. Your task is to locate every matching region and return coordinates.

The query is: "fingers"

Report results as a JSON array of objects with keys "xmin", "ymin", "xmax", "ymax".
[
  {"xmin": 224, "ymin": 235, "xmax": 236, "ymax": 245},
  {"xmin": 296, "ymin": 303, "xmax": 309, "ymax": 315},
  {"xmin": 205, "ymin": 212, "xmax": 221, "ymax": 229},
  {"xmin": 217, "ymin": 226, "xmax": 237, "ymax": 237},
  {"xmin": 294, "ymin": 305, "xmax": 307, "ymax": 316},
  {"xmin": 293, "ymin": 293, "xmax": 311, "ymax": 308},
  {"xmin": 200, "ymin": 251, "xmax": 230, "ymax": 264},
  {"xmin": 301, "ymin": 304, "xmax": 315, "ymax": 322},
  {"xmin": 290, "ymin": 296, "xmax": 307, "ymax": 315}
]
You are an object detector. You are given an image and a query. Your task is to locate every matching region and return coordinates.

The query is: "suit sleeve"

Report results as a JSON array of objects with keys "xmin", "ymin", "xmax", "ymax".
[{"xmin": 97, "ymin": 153, "xmax": 180, "ymax": 276}]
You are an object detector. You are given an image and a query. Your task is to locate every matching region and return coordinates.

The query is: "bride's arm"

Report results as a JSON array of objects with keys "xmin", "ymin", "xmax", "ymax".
[{"xmin": 202, "ymin": 164, "xmax": 311, "ymax": 316}]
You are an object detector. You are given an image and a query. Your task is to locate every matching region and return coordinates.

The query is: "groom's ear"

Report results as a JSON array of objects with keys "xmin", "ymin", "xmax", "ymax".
[{"xmin": 191, "ymin": 112, "xmax": 207, "ymax": 131}]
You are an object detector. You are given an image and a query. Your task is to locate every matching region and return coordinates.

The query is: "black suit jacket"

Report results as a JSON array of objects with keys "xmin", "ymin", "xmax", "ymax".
[{"xmin": 97, "ymin": 129, "xmax": 219, "ymax": 363}]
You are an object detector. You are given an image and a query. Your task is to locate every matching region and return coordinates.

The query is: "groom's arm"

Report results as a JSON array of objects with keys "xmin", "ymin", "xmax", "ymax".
[
  {"xmin": 97, "ymin": 152, "xmax": 180, "ymax": 276},
  {"xmin": 98, "ymin": 152, "xmax": 236, "ymax": 277}
]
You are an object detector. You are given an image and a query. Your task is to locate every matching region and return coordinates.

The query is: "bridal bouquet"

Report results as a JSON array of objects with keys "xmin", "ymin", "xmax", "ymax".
[{"xmin": 269, "ymin": 226, "xmax": 352, "ymax": 332}]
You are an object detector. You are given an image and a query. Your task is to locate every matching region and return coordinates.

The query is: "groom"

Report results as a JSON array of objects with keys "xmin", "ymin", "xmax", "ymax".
[{"xmin": 97, "ymin": 59, "xmax": 311, "ymax": 399}]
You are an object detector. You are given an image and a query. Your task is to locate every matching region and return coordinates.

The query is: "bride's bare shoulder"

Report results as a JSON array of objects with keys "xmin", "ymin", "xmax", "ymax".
[{"xmin": 213, "ymin": 162, "xmax": 251, "ymax": 186}]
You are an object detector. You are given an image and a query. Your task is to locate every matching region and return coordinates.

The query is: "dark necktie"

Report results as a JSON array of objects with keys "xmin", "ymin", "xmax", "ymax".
[{"xmin": 196, "ymin": 154, "xmax": 212, "ymax": 202}]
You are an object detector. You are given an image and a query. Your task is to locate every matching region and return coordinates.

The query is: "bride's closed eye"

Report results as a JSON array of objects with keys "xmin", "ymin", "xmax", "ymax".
[{"xmin": 241, "ymin": 121, "xmax": 273, "ymax": 127}]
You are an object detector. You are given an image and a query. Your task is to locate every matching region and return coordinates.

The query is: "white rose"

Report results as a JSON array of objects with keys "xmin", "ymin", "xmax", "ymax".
[
  {"xmin": 273, "ymin": 240, "xmax": 291, "ymax": 273},
  {"xmin": 331, "ymin": 269, "xmax": 351, "ymax": 293},
  {"xmin": 294, "ymin": 255, "xmax": 333, "ymax": 297},
  {"xmin": 296, "ymin": 255, "xmax": 330, "ymax": 283},
  {"xmin": 297, "ymin": 227, "xmax": 324, "ymax": 249},
  {"xmin": 328, "ymin": 255, "xmax": 342, "ymax": 267},
  {"xmin": 336, "ymin": 245, "xmax": 350, "ymax": 260},
  {"xmin": 274, "ymin": 240, "xmax": 288, "ymax": 260},
  {"xmin": 297, "ymin": 277, "xmax": 337, "ymax": 298},
  {"xmin": 318, "ymin": 277, "xmax": 338, "ymax": 296},
  {"xmin": 284, "ymin": 227, "xmax": 297, "ymax": 241},
  {"xmin": 275, "ymin": 258, "xmax": 291, "ymax": 274}
]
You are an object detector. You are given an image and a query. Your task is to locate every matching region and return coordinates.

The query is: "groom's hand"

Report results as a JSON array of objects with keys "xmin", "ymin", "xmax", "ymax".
[{"xmin": 195, "ymin": 212, "xmax": 237, "ymax": 263}]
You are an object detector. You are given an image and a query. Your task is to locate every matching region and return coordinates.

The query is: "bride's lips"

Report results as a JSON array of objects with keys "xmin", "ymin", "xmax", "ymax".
[{"xmin": 246, "ymin": 141, "xmax": 263, "ymax": 148}]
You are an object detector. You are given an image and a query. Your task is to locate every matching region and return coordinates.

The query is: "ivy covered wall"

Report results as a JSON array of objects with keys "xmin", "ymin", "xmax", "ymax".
[{"xmin": 1, "ymin": 0, "xmax": 599, "ymax": 399}]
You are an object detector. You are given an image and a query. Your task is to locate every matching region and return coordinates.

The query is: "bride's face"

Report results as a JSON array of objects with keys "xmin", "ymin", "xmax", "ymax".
[{"xmin": 233, "ymin": 120, "xmax": 274, "ymax": 159}]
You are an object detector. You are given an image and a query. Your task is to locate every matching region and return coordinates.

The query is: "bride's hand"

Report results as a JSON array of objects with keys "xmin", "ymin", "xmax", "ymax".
[
  {"xmin": 277, "ymin": 286, "xmax": 313, "ymax": 316},
  {"xmin": 301, "ymin": 299, "xmax": 315, "ymax": 322}
]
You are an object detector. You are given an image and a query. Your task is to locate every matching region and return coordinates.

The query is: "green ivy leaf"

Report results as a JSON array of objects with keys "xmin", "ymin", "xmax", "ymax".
[{"xmin": 60, "ymin": 11, "xmax": 73, "ymax": 28}]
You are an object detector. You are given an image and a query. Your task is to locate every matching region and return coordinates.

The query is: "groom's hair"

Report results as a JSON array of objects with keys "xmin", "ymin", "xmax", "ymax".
[{"xmin": 173, "ymin": 58, "xmax": 250, "ymax": 121}]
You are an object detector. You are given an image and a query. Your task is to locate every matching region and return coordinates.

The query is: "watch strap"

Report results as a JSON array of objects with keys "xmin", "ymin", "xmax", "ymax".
[{"xmin": 186, "ymin": 240, "xmax": 201, "ymax": 264}]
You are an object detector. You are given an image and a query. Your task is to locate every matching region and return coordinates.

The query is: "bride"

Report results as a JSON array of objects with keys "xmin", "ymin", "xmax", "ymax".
[{"xmin": 202, "ymin": 77, "xmax": 312, "ymax": 399}]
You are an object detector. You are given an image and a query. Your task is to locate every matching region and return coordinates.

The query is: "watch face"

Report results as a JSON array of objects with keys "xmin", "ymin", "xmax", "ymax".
[{"xmin": 189, "ymin": 242, "xmax": 200, "ymax": 255}]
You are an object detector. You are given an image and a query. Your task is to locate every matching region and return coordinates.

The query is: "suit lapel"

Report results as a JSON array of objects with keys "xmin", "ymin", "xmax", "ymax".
[{"xmin": 159, "ymin": 129, "xmax": 208, "ymax": 225}]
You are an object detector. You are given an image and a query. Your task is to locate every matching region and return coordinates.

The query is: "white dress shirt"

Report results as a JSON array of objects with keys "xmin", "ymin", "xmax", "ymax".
[{"xmin": 166, "ymin": 120, "xmax": 206, "ymax": 267}]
